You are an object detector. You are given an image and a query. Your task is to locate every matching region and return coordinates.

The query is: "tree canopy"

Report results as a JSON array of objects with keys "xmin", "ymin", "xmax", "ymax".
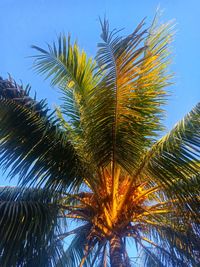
[{"xmin": 0, "ymin": 13, "xmax": 199, "ymax": 267}]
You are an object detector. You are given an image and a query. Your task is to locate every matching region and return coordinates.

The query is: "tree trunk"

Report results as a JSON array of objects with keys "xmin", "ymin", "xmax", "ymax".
[{"xmin": 109, "ymin": 235, "xmax": 124, "ymax": 267}]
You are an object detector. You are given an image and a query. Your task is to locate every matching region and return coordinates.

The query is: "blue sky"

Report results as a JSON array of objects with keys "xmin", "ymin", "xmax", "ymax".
[{"xmin": 0, "ymin": 0, "xmax": 200, "ymax": 261}]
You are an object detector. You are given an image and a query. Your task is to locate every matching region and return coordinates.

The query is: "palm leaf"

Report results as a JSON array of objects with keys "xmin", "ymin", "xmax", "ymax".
[
  {"xmin": 137, "ymin": 103, "xmax": 200, "ymax": 205},
  {"xmin": 55, "ymin": 223, "xmax": 95, "ymax": 267},
  {"xmin": 32, "ymin": 35, "xmax": 98, "ymax": 129},
  {"xmin": 142, "ymin": 247, "xmax": 166, "ymax": 267},
  {"xmin": 137, "ymin": 204, "xmax": 200, "ymax": 266},
  {"xmin": 0, "ymin": 76, "xmax": 48, "ymax": 116},
  {"xmin": 32, "ymin": 35, "xmax": 96, "ymax": 92},
  {"xmin": 31, "ymin": 36, "xmax": 100, "ymax": 177},
  {"xmin": 81, "ymin": 16, "xmax": 173, "ymax": 176},
  {"xmin": 96, "ymin": 244, "xmax": 109, "ymax": 267},
  {"xmin": 0, "ymin": 77, "xmax": 82, "ymax": 190},
  {"xmin": 0, "ymin": 186, "xmax": 63, "ymax": 267}
]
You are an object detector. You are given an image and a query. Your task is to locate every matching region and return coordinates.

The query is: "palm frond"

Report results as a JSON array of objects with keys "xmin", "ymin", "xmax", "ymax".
[
  {"xmin": 141, "ymin": 233, "xmax": 197, "ymax": 267},
  {"xmin": 156, "ymin": 226, "xmax": 199, "ymax": 266},
  {"xmin": 32, "ymin": 35, "xmax": 98, "ymax": 129},
  {"xmin": 0, "ymin": 76, "xmax": 48, "ymax": 117},
  {"xmin": 96, "ymin": 244, "xmax": 109, "ymax": 267},
  {"xmin": 32, "ymin": 35, "xmax": 96, "ymax": 92},
  {"xmin": 137, "ymin": 206, "xmax": 200, "ymax": 266},
  {"xmin": 55, "ymin": 223, "xmax": 95, "ymax": 267},
  {"xmin": 138, "ymin": 103, "xmax": 200, "ymax": 204},
  {"xmin": 82, "ymin": 16, "xmax": 173, "ymax": 174},
  {"xmin": 141, "ymin": 247, "xmax": 166, "ymax": 267},
  {"xmin": 0, "ymin": 77, "xmax": 82, "ymax": 190},
  {"xmin": 0, "ymin": 186, "xmax": 63, "ymax": 267}
]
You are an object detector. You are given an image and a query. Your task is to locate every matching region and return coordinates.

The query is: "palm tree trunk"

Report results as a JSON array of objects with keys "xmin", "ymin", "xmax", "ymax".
[{"xmin": 109, "ymin": 235, "xmax": 124, "ymax": 267}]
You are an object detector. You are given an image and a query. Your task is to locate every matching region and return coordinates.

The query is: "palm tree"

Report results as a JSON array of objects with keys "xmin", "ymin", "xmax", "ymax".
[{"xmin": 0, "ymin": 14, "xmax": 200, "ymax": 267}]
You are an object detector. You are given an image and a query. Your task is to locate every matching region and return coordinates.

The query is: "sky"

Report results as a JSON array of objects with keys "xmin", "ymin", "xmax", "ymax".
[{"xmin": 0, "ymin": 0, "xmax": 200, "ymax": 262}]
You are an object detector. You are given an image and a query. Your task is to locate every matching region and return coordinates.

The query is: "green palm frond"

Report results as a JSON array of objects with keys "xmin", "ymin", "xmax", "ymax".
[
  {"xmin": 0, "ymin": 186, "xmax": 63, "ymax": 267},
  {"xmin": 138, "ymin": 103, "xmax": 200, "ymax": 202},
  {"xmin": 0, "ymin": 78, "xmax": 82, "ymax": 190},
  {"xmin": 32, "ymin": 35, "xmax": 98, "ymax": 130},
  {"xmin": 32, "ymin": 35, "xmax": 97, "ymax": 92},
  {"xmin": 81, "ymin": 17, "xmax": 173, "ymax": 174},
  {"xmin": 57, "ymin": 89, "xmax": 81, "ymax": 131}
]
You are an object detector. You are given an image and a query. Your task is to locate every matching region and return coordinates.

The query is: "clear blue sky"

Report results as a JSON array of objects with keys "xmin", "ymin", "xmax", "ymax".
[{"xmin": 0, "ymin": 0, "xmax": 200, "ymax": 261}]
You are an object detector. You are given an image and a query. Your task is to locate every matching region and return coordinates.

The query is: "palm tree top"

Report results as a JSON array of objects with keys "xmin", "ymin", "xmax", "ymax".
[{"xmin": 0, "ymin": 13, "xmax": 199, "ymax": 267}]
